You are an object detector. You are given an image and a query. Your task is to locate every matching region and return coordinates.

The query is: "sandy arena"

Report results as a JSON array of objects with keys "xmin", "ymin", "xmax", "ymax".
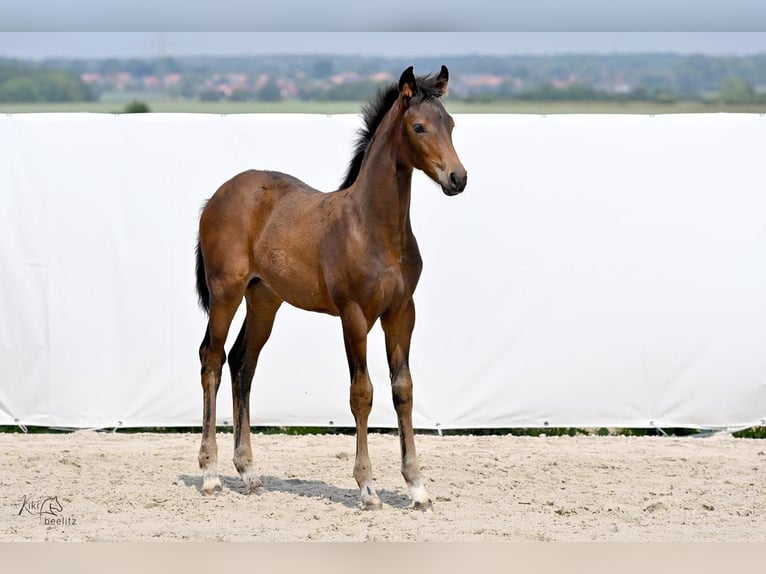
[{"xmin": 1, "ymin": 431, "xmax": 764, "ymax": 541}]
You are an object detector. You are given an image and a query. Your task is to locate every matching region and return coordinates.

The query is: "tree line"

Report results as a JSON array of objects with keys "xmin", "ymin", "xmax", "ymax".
[
  {"xmin": 2, "ymin": 53, "xmax": 766, "ymax": 104},
  {"xmin": 0, "ymin": 66, "xmax": 95, "ymax": 103}
]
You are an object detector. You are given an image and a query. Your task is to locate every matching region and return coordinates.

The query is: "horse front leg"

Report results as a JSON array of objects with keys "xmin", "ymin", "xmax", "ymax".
[
  {"xmin": 341, "ymin": 304, "xmax": 381, "ymax": 510},
  {"xmin": 382, "ymin": 300, "xmax": 432, "ymax": 510}
]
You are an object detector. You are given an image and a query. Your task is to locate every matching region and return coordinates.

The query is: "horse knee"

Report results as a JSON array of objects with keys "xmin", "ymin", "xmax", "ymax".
[
  {"xmin": 391, "ymin": 373, "xmax": 413, "ymax": 409},
  {"xmin": 350, "ymin": 375, "xmax": 373, "ymax": 416}
]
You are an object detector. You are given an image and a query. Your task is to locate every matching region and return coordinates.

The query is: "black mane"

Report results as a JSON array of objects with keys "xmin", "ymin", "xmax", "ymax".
[{"xmin": 339, "ymin": 73, "xmax": 443, "ymax": 190}]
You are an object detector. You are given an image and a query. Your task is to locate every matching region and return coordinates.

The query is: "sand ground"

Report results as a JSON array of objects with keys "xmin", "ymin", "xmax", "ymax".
[{"xmin": 1, "ymin": 431, "xmax": 764, "ymax": 541}]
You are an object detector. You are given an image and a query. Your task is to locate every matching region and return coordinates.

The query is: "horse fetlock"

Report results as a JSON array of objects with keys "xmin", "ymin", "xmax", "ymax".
[
  {"xmin": 353, "ymin": 462, "xmax": 373, "ymax": 485},
  {"xmin": 198, "ymin": 450, "xmax": 217, "ymax": 469},
  {"xmin": 233, "ymin": 452, "xmax": 263, "ymax": 494},
  {"xmin": 232, "ymin": 449, "xmax": 251, "ymax": 473},
  {"xmin": 401, "ymin": 460, "xmax": 423, "ymax": 486}
]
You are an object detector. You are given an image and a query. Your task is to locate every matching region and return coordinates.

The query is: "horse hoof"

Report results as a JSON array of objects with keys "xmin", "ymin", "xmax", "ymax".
[
  {"xmin": 412, "ymin": 499, "xmax": 433, "ymax": 512},
  {"xmin": 362, "ymin": 498, "xmax": 383, "ymax": 511},
  {"xmin": 241, "ymin": 470, "xmax": 264, "ymax": 494},
  {"xmin": 244, "ymin": 481, "xmax": 265, "ymax": 495},
  {"xmin": 201, "ymin": 476, "xmax": 222, "ymax": 495}
]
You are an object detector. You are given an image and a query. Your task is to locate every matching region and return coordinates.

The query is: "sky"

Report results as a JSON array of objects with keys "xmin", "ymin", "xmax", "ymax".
[
  {"xmin": 1, "ymin": 32, "xmax": 766, "ymax": 60},
  {"xmin": 2, "ymin": 1, "xmax": 766, "ymax": 33}
]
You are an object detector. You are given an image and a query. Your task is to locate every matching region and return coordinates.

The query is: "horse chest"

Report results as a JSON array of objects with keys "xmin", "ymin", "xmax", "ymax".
[
  {"xmin": 372, "ymin": 263, "xmax": 405, "ymax": 299},
  {"xmin": 355, "ymin": 255, "xmax": 415, "ymax": 311}
]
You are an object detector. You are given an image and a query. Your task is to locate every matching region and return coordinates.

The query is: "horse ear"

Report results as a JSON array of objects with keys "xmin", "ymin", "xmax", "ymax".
[
  {"xmin": 399, "ymin": 66, "xmax": 417, "ymax": 102},
  {"xmin": 435, "ymin": 65, "xmax": 449, "ymax": 96}
]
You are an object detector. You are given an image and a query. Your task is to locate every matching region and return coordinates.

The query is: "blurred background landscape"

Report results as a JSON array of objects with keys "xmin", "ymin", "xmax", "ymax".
[{"xmin": 1, "ymin": 33, "xmax": 765, "ymax": 114}]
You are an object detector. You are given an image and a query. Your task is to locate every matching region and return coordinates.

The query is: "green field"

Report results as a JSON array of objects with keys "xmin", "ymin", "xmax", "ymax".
[{"xmin": 3, "ymin": 99, "xmax": 766, "ymax": 115}]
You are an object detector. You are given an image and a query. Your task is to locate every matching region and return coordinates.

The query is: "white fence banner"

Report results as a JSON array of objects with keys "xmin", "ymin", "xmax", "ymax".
[{"xmin": 1, "ymin": 113, "xmax": 765, "ymax": 430}]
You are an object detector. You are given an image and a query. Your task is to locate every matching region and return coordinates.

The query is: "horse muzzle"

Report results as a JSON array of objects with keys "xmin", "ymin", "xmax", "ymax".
[{"xmin": 441, "ymin": 169, "xmax": 467, "ymax": 196}]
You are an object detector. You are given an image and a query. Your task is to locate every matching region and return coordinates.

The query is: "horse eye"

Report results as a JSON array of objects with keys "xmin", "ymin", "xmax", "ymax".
[{"xmin": 413, "ymin": 123, "xmax": 426, "ymax": 134}]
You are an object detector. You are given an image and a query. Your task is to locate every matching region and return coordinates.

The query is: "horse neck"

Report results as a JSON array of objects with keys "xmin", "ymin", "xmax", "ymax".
[{"xmin": 350, "ymin": 104, "xmax": 414, "ymax": 250}]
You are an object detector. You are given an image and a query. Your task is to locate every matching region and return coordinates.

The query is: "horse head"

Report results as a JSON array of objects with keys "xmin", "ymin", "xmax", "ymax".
[{"xmin": 397, "ymin": 65, "xmax": 468, "ymax": 196}]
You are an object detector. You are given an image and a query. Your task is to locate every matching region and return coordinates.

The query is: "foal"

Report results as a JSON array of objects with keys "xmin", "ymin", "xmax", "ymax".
[{"xmin": 195, "ymin": 65, "xmax": 467, "ymax": 510}]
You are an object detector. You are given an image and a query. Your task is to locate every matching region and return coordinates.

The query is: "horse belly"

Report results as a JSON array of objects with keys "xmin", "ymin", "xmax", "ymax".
[{"xmin": 256, "ymin": 247, "xmax": 338, "ymax": 315}]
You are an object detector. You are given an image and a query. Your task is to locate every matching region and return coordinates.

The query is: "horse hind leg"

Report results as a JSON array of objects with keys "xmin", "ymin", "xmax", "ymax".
[
  {"xmin": 229, "ymin": 281, "xmax": 282, "ymax": 494},
  {"xmin": 198, "ymin": 281, "xmax": 245, "ymax": 495}
]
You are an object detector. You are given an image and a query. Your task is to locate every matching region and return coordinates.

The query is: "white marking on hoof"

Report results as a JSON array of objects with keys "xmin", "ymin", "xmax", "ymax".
[
  {"xmin": 202, "ymin": 472, "xmax": 222, "ymax": 495},
  {"xmin": 410, "ymin": 484, "xmax": 433, "ymax": 511}
]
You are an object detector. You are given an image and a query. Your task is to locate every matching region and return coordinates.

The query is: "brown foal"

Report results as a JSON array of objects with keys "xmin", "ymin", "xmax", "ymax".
[{"xmin": 195, "ymin": 65, "xmax": 467, "ymax": 510}]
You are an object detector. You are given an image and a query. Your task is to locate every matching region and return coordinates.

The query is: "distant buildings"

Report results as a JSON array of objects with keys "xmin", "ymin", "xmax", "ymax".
[{"xmin": 14, "ymin": 53, "xmax": 765, "ymax": 104}]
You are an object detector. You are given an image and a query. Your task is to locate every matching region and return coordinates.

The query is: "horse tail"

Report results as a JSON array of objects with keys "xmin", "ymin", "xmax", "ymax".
[{"xmin": 195, "ymin": 237, "xmax": 210, "ymax": 314}]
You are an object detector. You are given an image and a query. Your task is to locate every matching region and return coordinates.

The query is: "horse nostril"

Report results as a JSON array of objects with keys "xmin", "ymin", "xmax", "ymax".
[{"xmin": 449, "ymin": 170, "xmax": 467, "ymax": 192}]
